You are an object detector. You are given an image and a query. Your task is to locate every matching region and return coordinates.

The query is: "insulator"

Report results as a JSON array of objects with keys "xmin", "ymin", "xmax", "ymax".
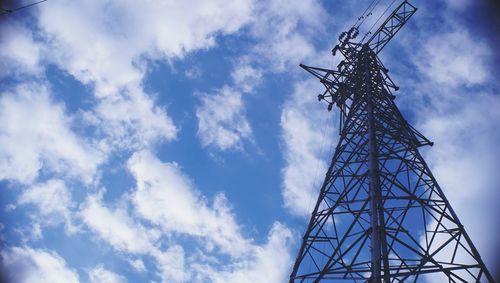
[
  {"xmin": 337, "ymin": 61, "xmax": 345, "ymax": 71},
  {"xmin": 352, "ymin": 30, "xmax": 359, "ymax": 38},
  {"xmin": 318, "ymin": 94, "xmax": 324, "ymax": 101},
  {"xmin": 339, "ymin": 32, "xmax": 347, "ymax": 41},
  {"xmin": 327, "ymin": 103, "xmax": 333, "ymax": 111},
  {"xmin": 332, "ymin": 45, "xmax": 339, "ymax": 56},
  {"xmin": 394, "ymin": 86, "xmax": 400, "ymax": 91}
]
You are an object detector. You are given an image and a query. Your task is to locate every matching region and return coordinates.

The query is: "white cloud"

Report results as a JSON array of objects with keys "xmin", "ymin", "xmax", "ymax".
[
  {"xmin": 249, "ymin": 0, "xmax": 325, "ymax": 72},
  {"xmin": 92, "ymin": 86, "xmax": 178, "ymax": 149},
  {"xmin": 196, "ymin": 87, "xmax": 253, "ymax": 151},
  {"xmin": 0, "ymin": 1, "xmax": 339, "ymax": 281},
  {"xmin": 231, "ymin": 62, "xmax": 263, "ymax": 93},
  {"xmin": 5, "ymin": 204, "xmax": 16, "ymax": 212},
  {"xmin": 193, "ymin": 222, "xmax": 294, "ymax": 283},
  {"xmin": 79, "ymin": 191, "xmax": 194, "ymax": 282},
  {"xmin": 36, "ymin": 0, "xmax": 254, "ymax": 96},
  {"xmin": 418, "ymin": 91, "xmax": 500, "ymax": 273},
  {"xmin": 443, "ymin": 0, "xmax": 472, "ymax": 10},
  {"xmin": 151, "ymin": 245, "xmax": 190, "ymax": 283},
  {"xmin": 413, "ymin": 30, "xmax": 491, "ymax": 87},
  {"xmin": 21, "ymin": 222, "xmax": 44, "ymax": 243},
  {"xmin": 19, "ymin": 179, "xmax": 76, "ymax": 233},
  {"xmin": 185, "ymin": 66, "xmax": 203, "ymax": 79},
  {"xmin": 280, "ymin": 79, "xmax": 336, "ymax": 216},
  {"xmin": 79, "ymin": 192, "xmax": 159, "ymax": 254},
  {"xmin": 0, "ymin": 22, "xmax": 42, "ymax": 77},
  {"xmin": 34, "ymin": 0, "xmax": 254, "ymax": 148},
  {"xmin": 0, "ymin": 83, "xmax": 103, "ymax": 184},
  {"xmin": 76, "ymin": 150, "xmax": 295, "ymax": 282},
  {"xmin": 0, "ymin": 246, "xmax": 79, "ymax": 283},
  {"xmin": 0, "ymin": 0, "xmax": 257, "ymax": 152},
  {"xmin": 194, "ymin": 0, "xmax": 327, "ymax": 152},
  {"xmin": 88, "ymin": 265, "xmax": 127, "ymax": 283},
  {"xmin": 195, "ymin": 59, "xmax": 262, "ymax": 152},
  {"xmin": 128, "ymin": 258, "xmax": 146, "ymax": 273},
  {"xmin": 128, "ymin": 150, "xmax": 252, "ymax": 257},
  {"xmin": 391, "ymin": 6, "xmax": 500, "ymax": 274}
]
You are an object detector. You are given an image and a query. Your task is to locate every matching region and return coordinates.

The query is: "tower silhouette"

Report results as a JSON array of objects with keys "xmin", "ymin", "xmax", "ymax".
[{"xmin": 289, "ymin": 1, "xmax": 494, "ymax": 282}]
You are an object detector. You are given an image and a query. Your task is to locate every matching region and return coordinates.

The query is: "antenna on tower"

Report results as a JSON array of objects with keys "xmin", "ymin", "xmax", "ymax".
[{"xmin": 290, "ymin": 1, "xmax": 494, "ymax": 282}]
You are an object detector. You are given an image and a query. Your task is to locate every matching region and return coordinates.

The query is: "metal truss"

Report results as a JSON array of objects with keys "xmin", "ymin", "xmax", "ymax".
[{"xmin": 290, "ymin": 1, "xmax": 494, "ymax": 282}]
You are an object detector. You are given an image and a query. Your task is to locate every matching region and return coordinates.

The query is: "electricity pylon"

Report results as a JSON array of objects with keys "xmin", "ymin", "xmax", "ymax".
[{"xmin": 289, "ymin": 1, "xmax": 494, "ymax": 282}]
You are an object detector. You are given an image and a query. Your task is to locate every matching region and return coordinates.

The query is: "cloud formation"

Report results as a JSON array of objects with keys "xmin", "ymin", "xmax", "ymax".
[
  {"xmin": 88, "ymin": 265, "xmax": 127, "ymax": 283},
  {"xmin": 18, "ymin": 179, "xmax": 76, "ymax": 234},
  {"xmin": 0, "ymin": 83, "xmax": 103, "ymax": 184},
  {"xmin": 0, "ymin": 246, "xmax": 79, "ymax": 283},
  {"xmin": 280, "ymin": 79, "xmax": 335, "ymax": 216},
  {"xmin": 128, "ymin": 150, "xmax": 252, "ymax": 257},
  {"xmin": 0, "ymin": 0, "xmax": 498, "ymax": 281},
  {"xmin": 196, "ymin": 86, "xmax": 253, "ymax": 151}
]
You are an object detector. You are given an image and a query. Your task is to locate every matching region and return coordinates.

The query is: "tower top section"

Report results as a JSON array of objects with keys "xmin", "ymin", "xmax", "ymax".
[{"xmin": 300, "ymin": 1, "xmax": 416, "ymax": 116}]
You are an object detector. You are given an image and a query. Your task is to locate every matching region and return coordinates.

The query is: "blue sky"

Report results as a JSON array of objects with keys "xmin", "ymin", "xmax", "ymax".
[{"xmin": 0, "ymin": 0, "xmax": 499, "ymax": 282}]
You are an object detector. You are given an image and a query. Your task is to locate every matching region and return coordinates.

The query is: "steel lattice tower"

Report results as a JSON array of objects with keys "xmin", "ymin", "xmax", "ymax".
[{"xmin": 289, "ymin": 1, "xmax": 494, "ymax": 282}]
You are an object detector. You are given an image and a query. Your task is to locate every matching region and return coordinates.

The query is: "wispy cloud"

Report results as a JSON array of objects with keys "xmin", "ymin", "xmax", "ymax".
[
  {"xmin": 18, "ymin": 179, "xmax": 77, "ymax": 234},
  {"xmin": 0, "ymin": 83, "xmax": 103, "ymax": 184},
  {"xmin": 195, "ymin": 0, "xmax": 327, "ymax": 152},
  {"xmin": 392, "ymin": 0, "xmax": 500, "ymax": 274},
  {"xmin": 196, "ymin": 86, "xmax": 253, "ymax": 151},
  {"xmin": 1, "ymin": 0, "xmax": 497, "ymax": 281},
  {"xmin": 0, "ymin": 246, "xmax": 80, "ymax": 283},
  {"xmin": 128, "ymin": 150, "xmax": 253, "ymax": 257},
  {"xmin": 280, "ymin": 79, "xmax": 336, "ymax": 216},
  {"xmin": 88, "ymin": 265, "xmax": 127, "ymax": 283}
]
